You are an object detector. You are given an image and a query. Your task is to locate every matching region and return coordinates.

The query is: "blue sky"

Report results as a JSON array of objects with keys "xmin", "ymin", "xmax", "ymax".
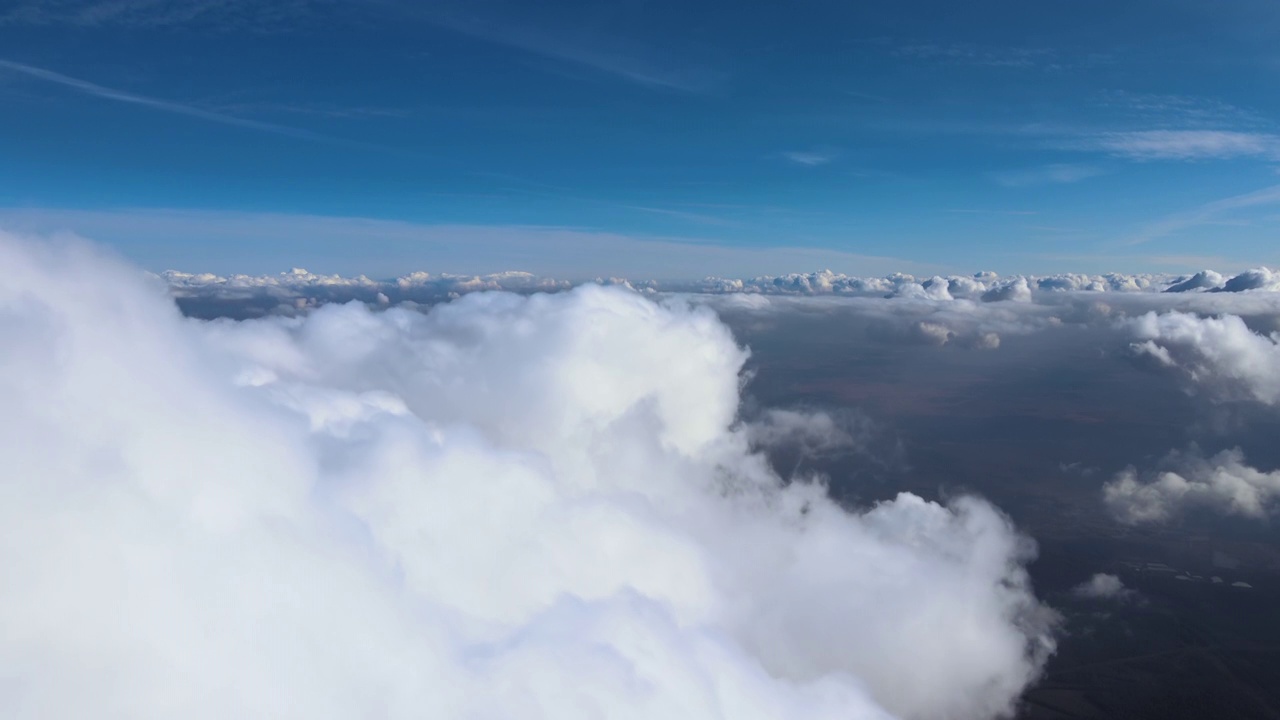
[{"xmin": 2, "ymin": 0, "xmax": 1280, "ymax": 278}]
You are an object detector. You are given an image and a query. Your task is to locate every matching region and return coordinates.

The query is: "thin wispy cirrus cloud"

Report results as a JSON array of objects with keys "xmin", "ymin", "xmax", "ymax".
[
  {"xmin": 782, "ymin": 149, "xmax": 839, "ymax": 167},
  {"xmin": 887, "ymin": 41, "xmax": 1113, "ymax": 72},
  {"xmin": 891, "ymin": 42, "xmax": 1058, "ymax": 69},
  {"xmin": 844, "ymin": 90, "xmax": 893, "ymax": 104},
  {"xmin": 0, "ymin": 59, "xmax": 357, "ymax": 146},
  {"xmin": 988, "ymin": 163, "xmax": 1106, "ymax": 187},
  {"xmin": 414, "ymin": 4, "xmax": 724, "ymax": 93},
  {"xmin": 945, "ymin": 208, "xmax": 1038, "ymax": 216},
  {"xmin": 1096, "ymin": 91, "xmax": 1267, "ymax": 129},
  {"xmin": 0, "ymin": 0, "xmax": 322, "ymax": 30},
  {"xmin": 2, "ymin": 0, "xmax": 723, "ymax": 93},
  {"xmin": 620, "ymin": 204, "xmax": 746, "ymax": 228},
  {"xmin": 1084, "ymin": 130, "xmax": 1280, "ymax": 161},
  {"xmin": 0, "ymin": 206, "xmax": 953, "ymax": 279},
  {"xmin": 1127, "ymin": 183, "xmax": 1280, "ymax": 245},
  {"xmin": 204, "ymin": 100, "xmax": 411, "ymax": 120}
]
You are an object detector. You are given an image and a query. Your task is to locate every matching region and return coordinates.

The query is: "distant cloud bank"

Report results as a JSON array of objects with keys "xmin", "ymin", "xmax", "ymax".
[{"xmin": 162, "ymin": 265, "xmax": 1280, "ymax": 317}]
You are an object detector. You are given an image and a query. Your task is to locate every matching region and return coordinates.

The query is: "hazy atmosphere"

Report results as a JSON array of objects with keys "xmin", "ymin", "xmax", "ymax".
[{"xmin": 4, "ymin": 1, "xmax": 1280, "ymax": 719}]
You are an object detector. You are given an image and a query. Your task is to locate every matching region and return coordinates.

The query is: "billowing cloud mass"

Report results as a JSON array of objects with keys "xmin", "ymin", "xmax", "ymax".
[
  {"xmin": 1126, "ymin": 310, "xmax": 1280, "ymax": 405},
  {"xmin": 1070, "ymin": 574, "xmax": 1134, "ymax": 602},
  {"xmin": 1104, "ymin": 447, "xmax": 1280, "ymax": 524},
  {"xmin": 980, "ymin": 277, "xmax": 1032, "ymax": 303},
  {"xmin": 1103, "ymin": 300, "xmax": 1280, "ymax": 525},
  {"xmin": 1220, "ymin": 266, "xmax": 1280, "ymax": 293},
  {"xmin": 0, "ymin": 232, "xmax": 1058, "ymax": 720},
  {"xmin": 1165, "ymin": 269, "xmax": 1225, "ymax": 293}
]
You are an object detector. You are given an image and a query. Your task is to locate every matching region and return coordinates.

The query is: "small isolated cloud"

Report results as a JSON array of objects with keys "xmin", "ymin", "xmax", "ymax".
[
  {"xmin": 989, "ymin": 164, "xmax": 1105, "ymax": 188},
  {"xmin": 1086, "ymin": 130, "xmax": 1280, "ymax": 161},
  {"xmin": 916, "ymin": 320, "xmax": 955, "ymax": 345},
  {"xmin": 745, "ymin": 408, "xmax": 869, "ymax": 458},
  {"xmin": 892, "ymin": 43, "xmax": 1057, "ymax": 69},
  {"xmin": 743, "ymin": 408, "xmax": 904, "ymax": 478},
  {"xmin": 1071, "ymin": 574, "xmax": 1134, "ymax": 601},
  {"xmin": 970, "ymin": 331, "xmax": 1002, "ymax": 349},
  {"xmin": 782, "ymin": 149, "xmax": 838, "ymax": 167},
  {"xmin": 1104, "ymin": 447, "xmax": 1280, "ymax": 524}
]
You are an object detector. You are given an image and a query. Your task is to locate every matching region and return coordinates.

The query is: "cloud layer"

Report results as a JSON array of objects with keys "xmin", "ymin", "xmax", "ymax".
[
  {"xmin": 0, "ymin": 232, "xmax": 1057, "ymax": 720},
  {"xmin": 163, "ymin": 265, "xmax": 1280, "ymax": 317}
]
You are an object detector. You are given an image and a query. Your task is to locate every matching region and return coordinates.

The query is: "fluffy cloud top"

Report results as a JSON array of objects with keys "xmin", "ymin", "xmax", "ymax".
[
  {"xmin": 1126, "ymin": 310, "xmax": 1280, "ymax": 405},
  {"xmin": 1220, "ymin": 267, "xmax": 1280, "ymax": 293},
  {"xmin": 981, "ymin": 277, "xmax": 1032, "ymax": 303},
  {"xmin": 1165, "ymin": 270, "xmax": 1225, "ymax": 293},
  {"xmin": 1070, "ymin": 574, "xmax": 1134, "ymax": 601},
  {"xmin": 0, "ymin": 232, "xmax": 1057, "ymax": 720},
  {"xmin": 1104, "ymin": 447, "xmax": 1280, "ymax": 523},
  {"xmin": 1107, "ymin": 304, "xmax": 1280, "ymax": 527}
]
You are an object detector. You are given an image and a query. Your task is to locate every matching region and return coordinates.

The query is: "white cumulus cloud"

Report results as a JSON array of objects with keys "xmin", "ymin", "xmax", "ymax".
[
  {"xmin": 1220, "ymin": 267, "xmax": 1280, "ymax": 293},
  {"xmin": 0, "ymin": 231, "xmax": 1057, "ymax": 720},
  {"xmin": 1070, "ymin": 574, "xmax": 1134, "ymax": 601},
  {"xmin": 1125, "ymin": 310, "xmax": 1280, "ymax": 405},
  {"xmin": 1104, "ymin": 447, "xmax": 1280, "ymax": 523}
]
